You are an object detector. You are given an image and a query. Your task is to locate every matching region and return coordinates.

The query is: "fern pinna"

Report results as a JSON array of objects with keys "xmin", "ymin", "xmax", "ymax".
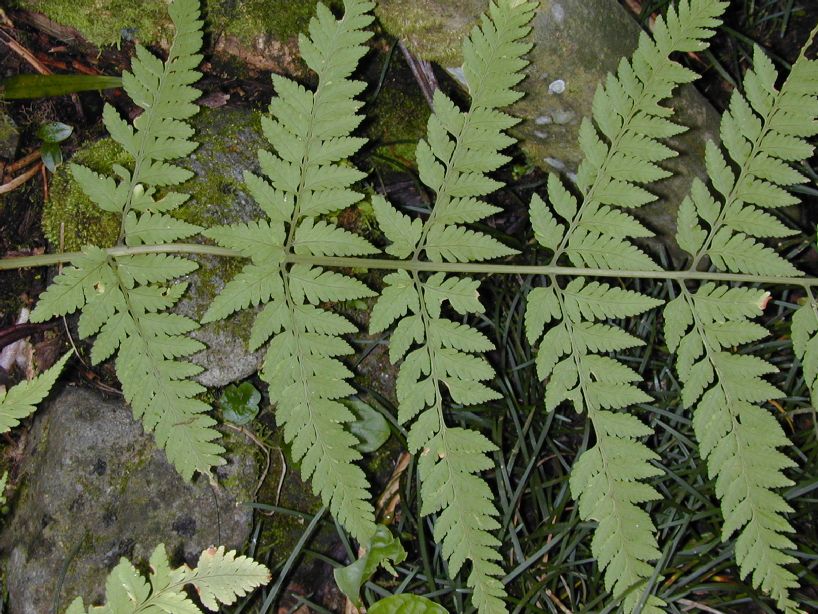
[
  {"xmin": 371, "ymin": 2, "xmax": 536, "ymax": 610},
  {"xmin": 667, "ymin": 37, "xmax": 818, "ymax": 614},
  {"xmin": 527, "ymin": 1, "xmax": 726, "ymax": 611},
  {"xmin": 29, "ymin": 0, "xmax": 223, "ymax": 480},
  {"xmin": 202, "ymin": 0, "xmax": 379, "ymax": 543}
]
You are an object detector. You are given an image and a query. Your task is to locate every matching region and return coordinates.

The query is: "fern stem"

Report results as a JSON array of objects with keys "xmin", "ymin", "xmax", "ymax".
[{"xmin": 8, "ymin": 247, "xmax": 818, "ymax": 289}]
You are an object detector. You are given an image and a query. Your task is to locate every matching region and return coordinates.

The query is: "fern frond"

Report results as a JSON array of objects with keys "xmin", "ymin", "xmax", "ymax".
[
  {"xmin": 0, "ymin": 352, "xmax": 70, "ymax": 433},
  {"xmin": 371, "ymin": 2, "xmax": 536, "ymax": 611},
  {"xmin": 65, "ymin": 544, "xmax": 270, "ymax": 613},
  {"xmin": 666, "ymin": 34, "xmax": 818, "ymax": 614},
  {"xmin": 664, "ymin": 287, "xmax": 800, "ymax": 613},
  {"xmin": 522, "ymin": 3, "xmax": 731, "ymax": 608},
  {"xmin": 681, "ymin": 43, "xmax": 818, "ymax": 274},
  {"xmin": 30, "ymin": 0, "xmax": 224, "ymax": 480},
  {"xmin": 542, "ymin": 0, "xmax": 726, "ymax": 271},
  {"xmin": 526, "ymin": 272, "xmax": 665, "ymax": 613},
  {"xmin": 203, "ymin": 0, "xmax": 379, "ymax": 543}
]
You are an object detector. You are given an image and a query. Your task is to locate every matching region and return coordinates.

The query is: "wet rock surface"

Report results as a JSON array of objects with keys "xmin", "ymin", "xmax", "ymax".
[{"xmin": 0, "ymin": 386, "xmax": 257, "ymax": 614}]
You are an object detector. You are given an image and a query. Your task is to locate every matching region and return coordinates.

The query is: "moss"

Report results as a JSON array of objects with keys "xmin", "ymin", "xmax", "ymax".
[
  {"xmin": 43, "ymin": 107, "xmax": 263, "ymax": 253},
  {"xmin": 374, "ymin": 0, "xmax": 483, "ymax": 66},
  {"xmin": 215, "ymin": 0, "xmax": 343, "ymax": 45},
  {"xmin": 42, "ymin": 139, "xmax": 125, "ymax": 251},
  {"xmin": 26, "ymin": 0, "xmax": 170, "ymax": 47},
  {"xmin": 368, "ymin": 85, "xmax": 429, "ymax": 166},
  {"xmin": 24, "ymin": 0, "xmax": 341, "ymax": 49}
]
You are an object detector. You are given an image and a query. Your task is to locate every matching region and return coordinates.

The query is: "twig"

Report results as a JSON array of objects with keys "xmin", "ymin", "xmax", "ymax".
[
  {"xmin": 0, "ymin": 162, "xmax": 42, "ymax": 194},
  {"xmin": 0, "ymin": 31, "xmax": 50, "ymax": 75},
  {"xmin": 4, "ymin": 149, "xmax": 41, "ymax": 175},
  {"xmin": 399, "ymin": 41, "xmax": 438, "ymax": 109},
  {"xmin": 222, "ymin": 422, "xmax": 273, "ymax": 501}
]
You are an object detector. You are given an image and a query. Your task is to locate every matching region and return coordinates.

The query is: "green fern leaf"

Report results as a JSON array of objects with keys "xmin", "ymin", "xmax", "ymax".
[
  {"xmin": 665, "ymin": 286, "xmax": 800, "ymax": 613},
  {"xmin": 0, "ymin": 352, "xmax": 70, "ymax": 433},
  {"xmin": 199, "ymin": 0, "xmax": 380, "ymax": 544},
  {"xmin": 30, "ymin": 0, "xmax": 230, "ymax": 480},
  {"xmin": 679, "ymin": 44, "xmax": 818, "ymax": 279},
  {"xmin": 371, "ymin": 2, "xmax": 538, "ymax": 610},
  {"xmin": 65, "ymin": 544, "xmax": 270, "ymax": 613}
]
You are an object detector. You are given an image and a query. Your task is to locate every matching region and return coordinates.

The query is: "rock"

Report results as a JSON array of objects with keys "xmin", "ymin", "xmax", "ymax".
[
  {"xmin": 375, "ymin": 0, "xmax": 722, "ymax": 243},
  {"xmin": 16, "ymin": 0, "xmax": 342, "ymax": 74},
  {"xmin": 0, "ymin": 386, "xmax": 257, "ymax": 613},
  {"xmin": 0, "ymin": 109, "xmax": 19, "ymax": 160},
  {"xmin": 42, "ymin": 107, "xmax": 268, "ymax": 387}
]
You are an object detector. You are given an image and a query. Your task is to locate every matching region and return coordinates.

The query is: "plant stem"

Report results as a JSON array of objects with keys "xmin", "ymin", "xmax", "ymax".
[
  {"xmin": 0, "ymin": 243, "xmax": 818, "ymax": 288},
  {"xmin": 3, "ymin": 244, "xmax": 818, "ymax": 287}
]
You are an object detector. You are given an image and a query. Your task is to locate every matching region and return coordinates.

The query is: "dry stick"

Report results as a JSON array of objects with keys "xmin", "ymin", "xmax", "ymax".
[
  {"xmin": 0, "ymin": 162, "xmax": 42, "ymax": 194},
  {"xmin": 0, "ymin": 31, "xmax": 49, "ymax": 75},
  {"xmin": 4, "ymin": 149, "xmax": 41, "ymax": 175}
]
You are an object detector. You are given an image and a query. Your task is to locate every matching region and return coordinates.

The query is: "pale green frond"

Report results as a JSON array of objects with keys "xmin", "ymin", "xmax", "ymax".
[
  {"xmin": 421, "ymin": 274, "xmax": 484, "ymax": 318},
  {"xmin": 294, "ymin": 218, "xmax": 378, "ymax": 257},
  {"xmin": 201, "ymin": 263, "xmax": 283, "ymax": 324},
  {"xmin": 708, "ymin": 229, "xmax": 802, "ymax": 276},
  {"xmin": 566, "ymin": 230, "xmax": 661, "ymax": 271},
  {"xmin": 552, "ymin": 0, "xmax": 727, "ymax": 270},
  {"xmin": 669, "ymin": 287, "xmax": 801, "ymax": 612},
  {"xmin": 0, "ymin": 352, "xmax": 70, "ymax": 433},
  {"xmin": 30, "ymin": 247, "xmax": 110, "ymax": 322},
  {"xmin": 561, "ymin": 278, "xmax": 663, "ymax": 322},
  {"xmin": 122, "ymin": 211, "xmax": 201, "ymax": 245},
  {"xmin": 425, "ymin": 225, "xmax": 517, "ymax": 263},
  {"xmin": 288, "ymin": 265, "xmax": 375, "ymax": 305},
  {"xmin": 681, "ymin": 43, "xmax": 818, "ymax": 274},
  {"xmin": 530, "ymin": 193, "xmax": 564, "ymax": 250},
  {"xmin": 370, "ymin": 271, "xmax": 419, "ymax": 334},
  {"xmin": 372, "ymin": 195, "xmax": 423, "ymax": 259},
  {"xmin": 203, "ymin": 221, "xmax": 285, "ymax": 263},
  {"xmin": 226, "ymin": 0, "xmax": 382, "ymax": 545},
  {"xmin": 66, "ymin": 543, "xmax": 270, "ymax": 613}
]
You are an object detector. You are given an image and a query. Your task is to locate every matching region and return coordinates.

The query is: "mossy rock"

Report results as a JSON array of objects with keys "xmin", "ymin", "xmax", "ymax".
[
  {"xmin": 43, "ymin": 106, "xmax": 268, "ymax": 387},
  {"xmin": 19, "ymin": 0, "xmax": 342, "ymax": 73},
  {"xmin": 0, "ymin": 387, "xmax": 257, "ymax": 614}
]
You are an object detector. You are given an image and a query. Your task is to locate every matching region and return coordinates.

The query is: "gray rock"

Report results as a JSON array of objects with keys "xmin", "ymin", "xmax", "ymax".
[
  {"xmin": 172, "ymin": 107, "xmax": 269, "ymax": 388},
  {"xmin": 0, "ymin": 110, "xmax": 19, "ymax": 160},
  {"xmin": 376, "ymin": 0, "xmax": 722, "ymax": 244},
  {"xmin": 0, "ymin": 386, "xmax": 257, "ymax": 613}
]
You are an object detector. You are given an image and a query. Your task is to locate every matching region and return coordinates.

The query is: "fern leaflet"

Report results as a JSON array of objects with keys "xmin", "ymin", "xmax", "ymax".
[
  {"xmin": 30, "ymin": 0, "xmax": 223, "ymax": 480},
  {"xmin": 65, "ymin": 544, "xmax": 270, "ymax": 613},
  {"xmin": 203, "ymin": 0, "xmax": 379, "ymax": 543},
  {"xmin": 0, "ymin": 351, "xmax": 70, "ymax": 433},
  {"xmin": 372, "ymin": 2, "xmax": 536, "ymax": 611},
  {"xmin": 527, "ymin": 1, "xmax": 728, "ymax": 610},
  {"xmin": 669, "ymin": 35, "xmax": 818, "ymax": 613}
]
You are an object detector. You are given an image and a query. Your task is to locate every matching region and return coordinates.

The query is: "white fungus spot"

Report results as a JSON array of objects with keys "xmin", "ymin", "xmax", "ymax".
[
  {"xmin": 551, "ymin": 3, "xmax": 565, "ymax": 23},
  {"xmin": 535, "ymin": 115, "xmax": 552, "ymax": 125},
  {"xmin": 549, "ymin": 79, "xmax": 566, "ymax": 94}
]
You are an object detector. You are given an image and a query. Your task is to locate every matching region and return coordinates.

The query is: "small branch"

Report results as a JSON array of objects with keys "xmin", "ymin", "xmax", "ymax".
[
  {"xmin": 4, "ymin": 149, "xmax": 41, "ymax": 175},
  {"xmin": 0, "ymin": 162, "xmax": 43, "ymax": 194},
  {"xmin": 2, "ymin": 243, "xmax": 818, "ymax": 288},
  {"xmin": 0, "ymin": 30, "xmax": 50, "ymax": 75}
]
